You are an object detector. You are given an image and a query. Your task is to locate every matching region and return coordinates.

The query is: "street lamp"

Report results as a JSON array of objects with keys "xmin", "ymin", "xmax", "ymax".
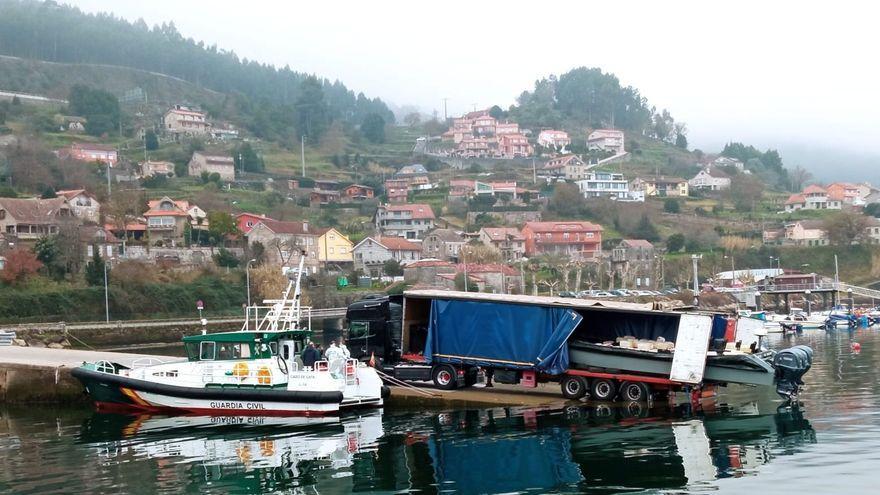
[
  {"xmin": 804, "ymin": 289, "xmax": 811, "ymax": 316},
  {"xmin": 246, "ymin": 259, "xmax": 257, "ymax": 307}
]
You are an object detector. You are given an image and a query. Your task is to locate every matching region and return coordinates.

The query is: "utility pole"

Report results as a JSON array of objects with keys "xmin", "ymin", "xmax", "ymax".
[
  {"xmin": 300, "ymin": 136, "xmax": 306, "ymax": 177},
  {"xmin": 691, "ymin": 254, "xmax": 702, "ymax": 306},
  {"xmin": 106, "ymin": 160, "xmax": 111, "ymax": 196},
  {"xmin": 532, "ymin": 157, "xmax": 536, "ymax": 184},
  {"xmin": 442, "ymin": 97, "xmax": 449, "ymax": 121}
]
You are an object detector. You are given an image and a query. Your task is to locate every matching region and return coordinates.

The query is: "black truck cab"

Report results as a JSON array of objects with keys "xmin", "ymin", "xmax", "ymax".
[{"xmin": 345, "ymin": 294, "xmax": 403, "ymax": 365}]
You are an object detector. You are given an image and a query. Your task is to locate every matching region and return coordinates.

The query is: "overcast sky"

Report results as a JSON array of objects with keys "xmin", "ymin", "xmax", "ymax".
[{"xmin": 66, "ymin": 0, "xmax": 880, "ymax": 174}]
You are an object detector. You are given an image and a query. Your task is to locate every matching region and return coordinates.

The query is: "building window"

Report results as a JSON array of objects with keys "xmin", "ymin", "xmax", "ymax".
[{"xmin": 329, "ymin": 247, "xmax": 335, "ymax": 254}]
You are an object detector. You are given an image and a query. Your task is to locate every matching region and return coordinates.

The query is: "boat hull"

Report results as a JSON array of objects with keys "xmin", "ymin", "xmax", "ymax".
[
  {"xmin": 72, "ymin": 367, "xmax": 384, "ymax": 417},
  {"xmin": 568, "ymin": 342, "xmax": 776, "ymax": 387}
]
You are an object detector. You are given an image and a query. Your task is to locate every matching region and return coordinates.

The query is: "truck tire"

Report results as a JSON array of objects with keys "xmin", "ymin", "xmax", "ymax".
[
  {"xmin": 590, "ymin": 378, "xmax": 618, "ymax": 401},
  {"xmin": 561, "ymin": 376, "xmax": 588, "ymax": 400},
  {"xmin": 619, "ymin": 381, "xmax": 651, "ymax": 402},
  {"xmin": 432, "ymin": 365, "xmax": 457, "ymax": 390}
]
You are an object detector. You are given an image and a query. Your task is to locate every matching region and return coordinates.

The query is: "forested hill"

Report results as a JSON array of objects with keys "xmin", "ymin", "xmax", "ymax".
[{"xmin": 0, "ymin": 0, "xmax": 394, "ymax": 138}]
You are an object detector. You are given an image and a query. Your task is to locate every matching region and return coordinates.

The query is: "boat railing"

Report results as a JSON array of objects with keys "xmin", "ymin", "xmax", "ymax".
[
  {"xmin": 241, "ymin": 304, "xmax": 312, "ymax": 333},
  {"xmin": 94, "ymin": 360, "xmax": 116, "ymax": 374}
]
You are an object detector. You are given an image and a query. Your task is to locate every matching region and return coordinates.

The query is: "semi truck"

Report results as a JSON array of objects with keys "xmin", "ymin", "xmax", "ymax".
[{"xmin": 344, "ymin": 290, "xmax": 812, "ymax": 401}]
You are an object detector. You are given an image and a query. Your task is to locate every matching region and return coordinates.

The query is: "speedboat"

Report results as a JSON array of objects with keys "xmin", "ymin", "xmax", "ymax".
[{"xmin": 72, "ymin": 257, "xmax": 388, "ymax": 416}]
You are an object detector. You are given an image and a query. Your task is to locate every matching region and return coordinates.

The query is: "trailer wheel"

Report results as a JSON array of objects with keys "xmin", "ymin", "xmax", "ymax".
[
  {"xmin": 561, "ymin": 376, "xmax": 588, "ymax": 400},
  {"xmin": 590, "ymin": 379, "xmax": 618, "ymax": 401},
  {"xmin": 432, "ymin": 365, "xmax": 457, "ymax": 390},
  {"xmin": 619, "ymin": 381, "xmax": 651, "ymax": 402}
]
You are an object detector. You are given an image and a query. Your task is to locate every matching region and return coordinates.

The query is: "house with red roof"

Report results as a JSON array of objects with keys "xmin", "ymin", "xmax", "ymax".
[
  {"xmin": 374, "ymin": 203, "xmax": 435, "ymax": 239},
  {"xmin": 352, "ymin": 236, "xmax": 422, "ymax": 276},
  {"xmin": 497, "ymin": 133, "xmax": 533, "ymax": 158},
  {"xmin": 521, "ymin": 221, "xmax": 603, "ymax": 259},
  {"xmin": 455, "ymin": 263, "xmax": 522, "ymax": 293},
  {"xmin": 800, "ymin": 184, "xmax": 842, "ymax": 210},
  {"xmin": 143, "ymin": 196, "xmax": 191, "ymax": 246},
  {"xmin": 784, "ymin": 193, "xmax": 807, "ymax": 212},
  {"xmin": 57, "ymin": 142, "xmax": 118, "ymax": 167}
]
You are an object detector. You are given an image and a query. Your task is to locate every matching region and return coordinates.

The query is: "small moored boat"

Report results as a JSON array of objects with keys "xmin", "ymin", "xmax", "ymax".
[{"xmin": 72, "ymin": 257, "xmax": 388, "ymax": 416}]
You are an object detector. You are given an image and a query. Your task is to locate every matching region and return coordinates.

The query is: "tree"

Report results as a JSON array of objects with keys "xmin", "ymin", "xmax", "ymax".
[
  {"xmin": 382, "ymin": 259, "xmax": 403, "ymax": 276},
  {"xmin": 547, "ymin": 182, "xmax": 586, "ymax": 218},
  {"xmin": 403, "ymin": 112, "xmax": 421, "ymax": 127},
  {"xmin": 864, "ymin": 203, "xmax": 880, "ymax": 218},
  {"xmin": 34, "ymin": 236, "xmax": 63, "ymax": 278},
  {"xmin": 68, "ymin": 85, "xmax": 120, "ymax": 136},
  {"xmin": 674, "ymin": 123, "xmax": 688, "ymax": 149},
  {"xmin": 663, "ymin": 198, "xmax": 680, "ymax": 214},
  {"xmin": 207, "ymin": 211, "xmax": 239, "ymax": 246},
  {"xmin": 213, "ymin": 248, "xmax": 240, "ymax": 268},
  {"xmin": 0, "ymin": 248, "xmax": 42, "ymax": 285},
  {"xmin": 84, "ymin": 250, "xmax": 106, "ymax": 286},
  {"xmin": 488, "ymin": 105, "xmax": 505, "ymax": 120},
  {"xmin": 789, "ymin": 165, "xmax": 812, "ymax": 192},
  {"xmin": 233, "ymin": 142, "xmax": 263, "ymax": 173},
  {"xmin": 633, "ymin": 214, "xmax": 659, "ymax": 242},
  {"xmin": 454, "ymin": 272, "xmax": 479, "ymax": 292},
  {"xmin": 144, "ymin": 129, "xmax": 159, "ymax": 150},
  {"xmin": 729, "ymin": 175, "xmax": 765, "ymax": 212},
  {"xmin": 294, "ymin": 75, "xmax": 329, "ymax": 140},
  {"xmin": 667, "ymin": 233, "xmax": 685, "ymax": 253},
  {"xmin": 361, "ymin": 113, "xmax": 386, "ymax": 144},
  {"xmin": 823, "ymin": 211, "xmax": 871, "ymax": 246},
  {"xmin": 461, "ymin": 243, "xmax": 502, "ymax": 264}
]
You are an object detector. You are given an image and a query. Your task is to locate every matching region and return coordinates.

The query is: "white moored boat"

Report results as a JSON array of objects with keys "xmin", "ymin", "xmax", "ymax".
[{"xmin": 72, "ymin": 256, "xmax": 388, "ymax": 416}]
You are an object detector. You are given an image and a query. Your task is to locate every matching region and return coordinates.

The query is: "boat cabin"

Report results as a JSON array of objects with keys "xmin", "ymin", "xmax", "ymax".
[{"xmin": 182, "ymin": 330, "xmax": 311, "ymax": 363}]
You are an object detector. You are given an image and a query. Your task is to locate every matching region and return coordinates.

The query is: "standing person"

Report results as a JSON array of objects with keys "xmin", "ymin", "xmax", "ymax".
[
  {"xmin": 301, "ymin": 342, "xmax": 320, "ymax": 368},
  {"xmin": 325, "ymin": 339, "xmax": 341, "ymax": 362},
  {"xmin": 484, "ymin": 367, "xmax": 495, "ymax": 388},
  {"xmin": 339, "ymin": 338, "xmax": 351, "ymax": 360}
]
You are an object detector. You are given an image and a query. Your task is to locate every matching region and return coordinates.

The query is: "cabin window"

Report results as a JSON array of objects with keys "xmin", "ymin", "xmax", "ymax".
[
  {"xmin": 217, "ymin": 343, "xmax": 251, "ymax": 360},
  {"xmin": 269, "ymin": 342, "xmax": 279, "ymax": 356},
  {"xmin": 184, "ymin": 342, "xmax": 199, "ymax": 360},
  {"xmin": 199, "ymin": 341, "xmax": 216, "ymax": 360}
]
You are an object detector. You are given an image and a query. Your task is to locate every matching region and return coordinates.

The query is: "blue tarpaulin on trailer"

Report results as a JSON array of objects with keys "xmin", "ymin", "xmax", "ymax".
[{"xmin": 424, "ymin": 299, "xmax": 583, "ymax": 375}]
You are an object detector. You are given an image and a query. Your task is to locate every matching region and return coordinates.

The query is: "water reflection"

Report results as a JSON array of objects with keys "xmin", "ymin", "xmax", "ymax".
[{"xmin": 61, "ymin": 399, "xmax": 816, "ymax": 494}]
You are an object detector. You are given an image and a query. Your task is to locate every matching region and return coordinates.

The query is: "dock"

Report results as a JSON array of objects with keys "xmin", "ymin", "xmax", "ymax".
[{"xmin": 0, "ymin": 346, "xmax": 180, "ymax": 404}]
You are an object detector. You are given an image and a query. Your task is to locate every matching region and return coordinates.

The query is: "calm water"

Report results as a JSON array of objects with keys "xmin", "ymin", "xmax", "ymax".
[{"xmin": 2, "ymin": 329, "xmax": 879, "ymax": 494}]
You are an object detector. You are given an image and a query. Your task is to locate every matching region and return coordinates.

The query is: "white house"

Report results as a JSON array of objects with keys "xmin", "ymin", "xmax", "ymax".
[
  {"xmin": 587, "ymin": 129, "xmax": 625, "ymax": 154},
  {"xmin": 688, "ymin": 168, "xmax": 731, "ymax": 191},
  {"xmin": 537, "ymin": 130, "xmax": 571, "ymax": 150},
  {"xmin": 576, "ymin": 172, "xmax": 631, "ymax": 199}
]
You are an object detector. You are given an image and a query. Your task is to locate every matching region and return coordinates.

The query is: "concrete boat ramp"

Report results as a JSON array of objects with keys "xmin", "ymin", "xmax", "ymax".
[
  {"xmin": 0, "ymin": 346, "xmax": 571, "ymax": 408},
  {"xmin": 0, "ymin": 346, "xmax": 178, "ymax": 404}
]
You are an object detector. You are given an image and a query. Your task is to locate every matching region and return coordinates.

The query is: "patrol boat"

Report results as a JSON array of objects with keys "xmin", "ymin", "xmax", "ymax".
[{"xmin": 71, "ymin": 256, "xmax": 388, "ymax": 416}]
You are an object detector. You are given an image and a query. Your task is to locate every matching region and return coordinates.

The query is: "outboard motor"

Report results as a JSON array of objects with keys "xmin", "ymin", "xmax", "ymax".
[{"xmin": 773, "ymin": 345, "xmax": 813, "ymax": 400}]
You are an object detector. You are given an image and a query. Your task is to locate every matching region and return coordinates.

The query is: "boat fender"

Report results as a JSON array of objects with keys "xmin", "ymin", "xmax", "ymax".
[{"xmin": 381, "ymin": 385, "xmax": 391, "ymax": 399}]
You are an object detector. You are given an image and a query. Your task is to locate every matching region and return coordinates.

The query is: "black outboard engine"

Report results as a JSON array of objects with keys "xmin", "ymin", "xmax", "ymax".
[{"xmin": 773, "ymin": 345, "xmax": 813, "ymax": 400}]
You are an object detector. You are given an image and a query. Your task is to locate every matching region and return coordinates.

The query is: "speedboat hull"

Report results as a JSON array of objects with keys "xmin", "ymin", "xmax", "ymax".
[
  {"xmin": 568, "ymin": 342, "xmax": 776, "ymax": 387},
  {"xmin": 72, "ymin": 366, "xmax": 387, "ymax": 417}
]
